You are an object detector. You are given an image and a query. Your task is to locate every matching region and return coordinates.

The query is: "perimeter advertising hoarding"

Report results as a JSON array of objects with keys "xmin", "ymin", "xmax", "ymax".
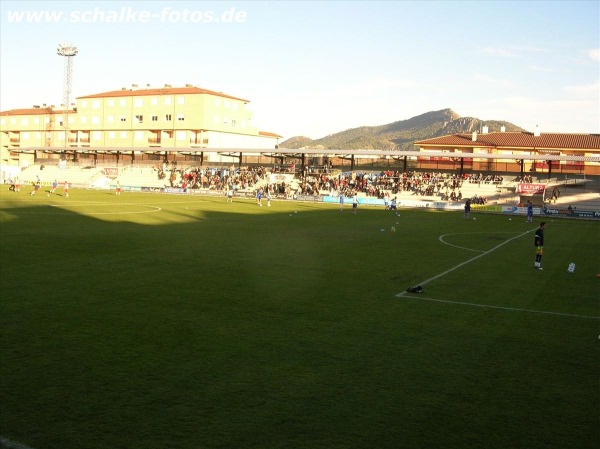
[
  {"xmin": 103, "ymin": 167, "xmax": 119, "ymax": 177},
  {"xmin": 543, "ymin": 207, "xmax": 600, "ymax": 219},
  {"xmin": 517, "ymin": 183, "xmax": 546, "ymax": 194}
]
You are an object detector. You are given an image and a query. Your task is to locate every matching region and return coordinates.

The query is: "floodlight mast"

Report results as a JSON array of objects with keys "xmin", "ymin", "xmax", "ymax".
[{"xmin": 57, "ymin": 43, "xmax": 78, "ymax": 147}]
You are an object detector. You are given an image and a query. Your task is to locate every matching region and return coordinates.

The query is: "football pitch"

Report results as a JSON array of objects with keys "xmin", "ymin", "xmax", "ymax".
[{"xmin": 1, "ymin": 189, "xmax": 599, "ymax": 449}]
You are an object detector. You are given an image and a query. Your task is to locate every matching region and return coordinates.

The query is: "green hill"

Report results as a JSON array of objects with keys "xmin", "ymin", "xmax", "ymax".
[{"xmin": 280, "ymin": 109, "xmax": 525, "ymax": 150}]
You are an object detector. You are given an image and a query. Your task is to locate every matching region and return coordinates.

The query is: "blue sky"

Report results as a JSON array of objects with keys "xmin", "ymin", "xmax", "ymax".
[{"xmin": 1, "ymin": 0, "xmax": 598, "ymax": 140}]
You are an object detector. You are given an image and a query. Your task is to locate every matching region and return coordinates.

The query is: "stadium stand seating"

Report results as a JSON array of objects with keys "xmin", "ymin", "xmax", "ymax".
[
  {"xmin": 17, "ymin": 164, "xmax": 109, "ymax": 188},
  {"xmin": 10, "ymin": 164, "xmax": 600, "ymax": 211}
]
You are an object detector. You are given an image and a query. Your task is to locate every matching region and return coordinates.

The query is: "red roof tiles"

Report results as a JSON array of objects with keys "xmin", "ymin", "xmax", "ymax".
[
  {"xmin": 259, "ymin": 131, "xmax": 282, "ymax": 138},
  {"xmin": 415, "ymin": 132, "xmax": 600, "ymax": 150},
  {"xmin": 77, "ymin": 86, "xmax": 249, "ymax": 103},
  {"xmin": 0, "ymin": 108, "xmax": 68, "ymax": 116}
]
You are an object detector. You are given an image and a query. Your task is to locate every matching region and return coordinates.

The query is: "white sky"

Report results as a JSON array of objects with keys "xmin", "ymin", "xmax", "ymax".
[{"xmin": 1, "ymin": 0, "xmax": 598, "ymax": 140}]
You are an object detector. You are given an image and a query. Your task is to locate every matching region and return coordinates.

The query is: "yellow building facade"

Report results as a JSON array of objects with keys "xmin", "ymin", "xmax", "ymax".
[{"xmin": 0, "ymin": 85, "xmax": 281, "ymax": 167}]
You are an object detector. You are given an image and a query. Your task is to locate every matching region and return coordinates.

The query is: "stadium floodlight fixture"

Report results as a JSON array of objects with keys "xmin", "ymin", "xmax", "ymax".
[
  {"xmin": 57, "ymin": 43, "xmax": 78, "ymax": 148},
  {"xmin": 57, "ymin": 43, "xmax": 78, "ymax": 57}
]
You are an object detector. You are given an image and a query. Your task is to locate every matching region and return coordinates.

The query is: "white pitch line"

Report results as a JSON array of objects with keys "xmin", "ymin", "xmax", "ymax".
[
  {"xmin": 0, "ymin": 436, "xmax": 38, "ymax": 449},
  {"xmin": 438, "ymin": 231, "xmax": 519, "ymax": 253},
  {"xmin": 400, "ymin": 295, "xmax": 600, "ymax": 320},
  {"xmin": 397, "ymin": 229, "xmax": 532, "ymax": 297},
  {"xmin": 438, "ymin": 236, "xmax": 484, "ymax": 253}
]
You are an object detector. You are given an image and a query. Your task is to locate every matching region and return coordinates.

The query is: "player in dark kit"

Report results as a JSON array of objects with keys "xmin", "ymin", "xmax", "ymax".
[{"xmin": 534, "ymin": 222, "xmax": 546, "ymax": 270}]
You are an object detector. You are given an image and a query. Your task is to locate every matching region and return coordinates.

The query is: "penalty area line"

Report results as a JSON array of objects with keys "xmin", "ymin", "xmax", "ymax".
[
  {"xmin": 396, "ymin": 230, "xmax": 532, "ymax": 297},
  {"xmin": 0, "ymin": 436, "xmax": 38, "ymax": 449},
  {"xmin": 399, "ymin": 295, "xmax": 600, "ymax": 321}
]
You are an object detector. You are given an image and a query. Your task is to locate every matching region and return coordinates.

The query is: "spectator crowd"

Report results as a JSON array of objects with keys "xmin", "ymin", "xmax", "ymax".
[{"xmin": 152, "ymin": 162, "xmax": 503, "ymax": 204}]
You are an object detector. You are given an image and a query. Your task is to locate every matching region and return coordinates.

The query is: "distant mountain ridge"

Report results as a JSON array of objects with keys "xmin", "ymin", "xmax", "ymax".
[{"xmin": 280, "ymin": 109, "xmax": 525, "ymax": 150}]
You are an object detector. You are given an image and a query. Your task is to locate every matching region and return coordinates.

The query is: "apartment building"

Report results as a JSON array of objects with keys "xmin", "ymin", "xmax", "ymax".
[
  {"xmin": 0, "ymin": 85, "xmax": 281, "ymax": 167},
  {"xmin": 414, "ymin": 128, "xmax": 600, "ymax": 176}
]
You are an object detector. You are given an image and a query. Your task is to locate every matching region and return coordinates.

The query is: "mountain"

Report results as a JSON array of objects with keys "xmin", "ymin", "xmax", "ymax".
[{"xmin": 279, "ymin": 109, "xmax": 525, "ymax": 150}]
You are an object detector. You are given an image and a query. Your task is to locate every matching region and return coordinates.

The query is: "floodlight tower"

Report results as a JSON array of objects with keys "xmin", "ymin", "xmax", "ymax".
[{"xmin": 57, "ymin": 43, "xmax": 78, "ymax": 146}]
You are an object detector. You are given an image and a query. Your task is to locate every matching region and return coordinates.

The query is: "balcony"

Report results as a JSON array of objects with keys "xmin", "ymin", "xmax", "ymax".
[
  {"xmin": 68, "ymin": 137, "xmax": 90, "ymax": 146},
  {"xmin": 190, "ymin": 137, "xmax": 208, "ymax": 147},
  {"xmin": 148, "ymin": 137, "xmax": 162, "ymax": 146}
]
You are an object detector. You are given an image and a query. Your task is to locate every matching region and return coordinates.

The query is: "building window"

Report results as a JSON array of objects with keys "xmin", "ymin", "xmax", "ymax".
[
  {"xmin": 81, "ymin": 100, "xmax": 88, "ymax": 107},
  {"xmin": 120, "ymin": 116, "xmax": 126, "ymax": 122},
  {"xmin": 135, "ymin": 115, "xmax": 143, "ymax": 123},
  {"xmin": 107, "ymin": 99, "xmax": 115, "ymax": 106},
  {"xmin": 33, "ymin": 117, "xmax": 40, "ymax": 124},
  {"xmin": 92, "ymin": 131, "xmax": 101, "ymax": 140},
  {"xmin": 152, "ymin": 115, "xmax": 158, "ymax": 122},
  {"xmin": 22, "ymin": 132, "xmax": 30, "ymax": 140},
  {"xmin": 177, "ymin": 96, "xmax": 185, "ymax": 105},
  {"xmin": 165, "ymin": 114, "xmax": 172, "ymax": 121},
  {"xmin": 177, "ymin": 114, "xmax": 184, "ymax": 121},
  {"xmin": 231, "ymin": 119, "xmax": 237, "ymax": 127},
  {"xmin": 134, "ymin": 99, "xmax": 143, "ymax": 107},
  {"xmin": 223, "ymin": 117, "xmax": 229, "ymax": 125},
  {"xmin": 107, "ymin": 116, "xmax": 114, "ymax": 123},
  {"xmin": 92, "ymin": 116, "xmax": 100, "ymax": 124},
  {"xmin": 80, "ymin": 116, "xmax": 87, "ymax": 124},
  {"xmin": 120, "ymin": 131, "xmax": 127, "ymax": 138},
  {"xmin": 135, "ymin": 131, "xmax": 144, "ymax": 141},
  {"xmin": 164, "ymin": 97, "xmax": 172, "ymax": 105},
  {"xmin": 214, "ymin": 98, "xmax": 221, "ymax": 107},
  {"xmin": 224, "ymin": 100, "xmax": 230, "ymax": 108},
  {"xmin": 119, "ymin": 99, "xmax": 126, "ymax": 106},
  {"xmin": 20, "ymin": 118, "xmax": 28, "ymax": 125},
  {"xmin": 92, "ymin": 100, "xmax": 101, "ymax": 109},
  {"xmin": 108, "ymin": 131, "xmax": 115, "ymax": 139},
  {"xmin": 151, "ymin": 97, "xmax": 158, "ymax": 105}
]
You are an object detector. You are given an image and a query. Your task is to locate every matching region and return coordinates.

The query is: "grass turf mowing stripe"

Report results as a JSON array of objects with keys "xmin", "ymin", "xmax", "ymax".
[{"xmin": 396, "ymin": 229, "xmax": 532, "ymax": 297}]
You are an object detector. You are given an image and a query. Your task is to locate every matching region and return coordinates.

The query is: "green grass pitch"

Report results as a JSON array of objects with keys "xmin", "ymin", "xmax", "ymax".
[{"xmin": 1, "ymin": 188, "xmax": 599, "ymax": 449}]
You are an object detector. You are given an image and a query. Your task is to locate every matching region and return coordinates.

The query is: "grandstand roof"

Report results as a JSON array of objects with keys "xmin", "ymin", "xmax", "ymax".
[{"xmin": 15, "ymin": 147, "xmax": 600, "ymax": 162}]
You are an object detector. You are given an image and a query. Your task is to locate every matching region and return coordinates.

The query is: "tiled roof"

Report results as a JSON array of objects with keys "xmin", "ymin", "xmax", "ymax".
[
  {"xmin": 77, "ymin": 86, "xmax": 249, "ymax": 103},
  {"xmin": 259, "ymin": 131, "xmax": 282, "ymax": 138},
  {"xmin": 415, "ymin": 132, "xmax": 600, "ymax": 150},
  {"xmin": 0, "ymin": 108, "xmax": 68, "ymax": 116}
]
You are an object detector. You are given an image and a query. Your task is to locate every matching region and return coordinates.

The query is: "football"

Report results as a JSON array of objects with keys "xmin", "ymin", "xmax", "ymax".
[{"xmin": 567, "ymin": 263, "xmax": 576, "ymax": 273}]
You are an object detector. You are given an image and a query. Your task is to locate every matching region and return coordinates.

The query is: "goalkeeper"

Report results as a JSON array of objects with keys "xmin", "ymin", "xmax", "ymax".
[{"xmin": 534, "ymin": 222, "xmax": 546, "ymax": 270}]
